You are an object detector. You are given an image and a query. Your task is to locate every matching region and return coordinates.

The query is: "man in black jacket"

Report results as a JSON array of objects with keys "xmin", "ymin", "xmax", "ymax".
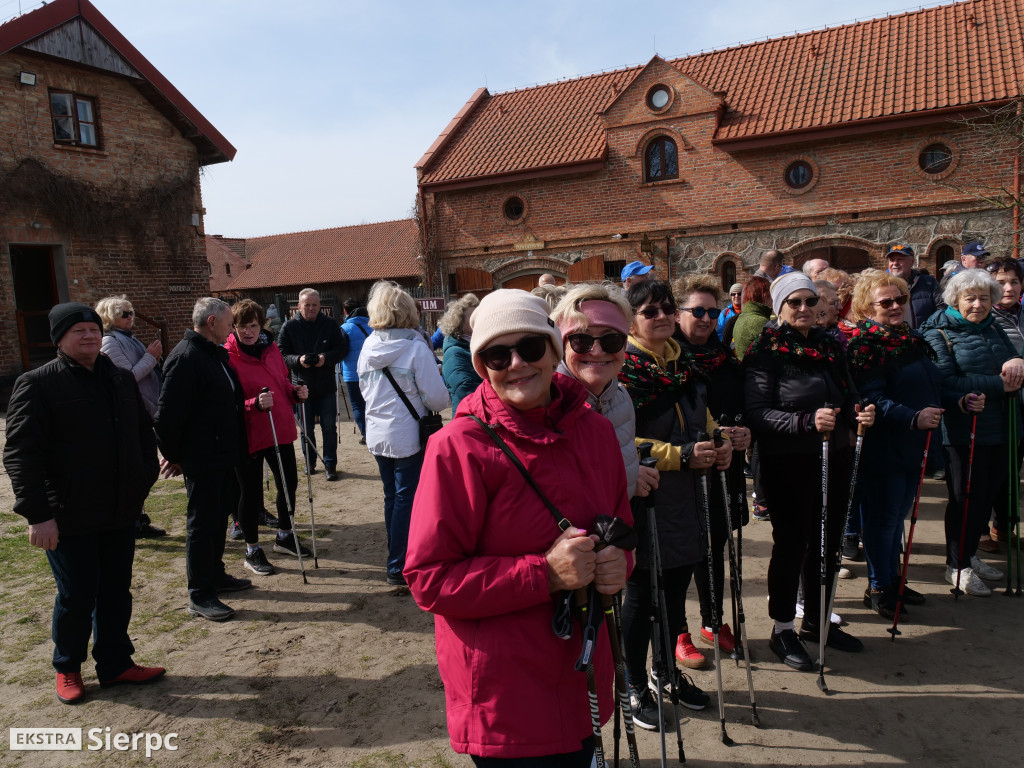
[
  {"xmin": 277, "ymin": 288, "xmax": 348, "ymax": 480},
  {"xmin": 156, "ymin": 297, "xmax": 250, "ymax": 621},
  {"xmin": 4, "ymin": 303, "xmax": 165, "ymax": 704},
  {"xmin": 886, "ymin": 244, "xmax": 939, "ymax": 328}
]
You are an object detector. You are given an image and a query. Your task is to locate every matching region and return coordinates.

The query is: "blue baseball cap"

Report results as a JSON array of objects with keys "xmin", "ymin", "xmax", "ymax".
[
  {"xmin": 886, "ymin": 244, "xmax": 915, "ymax": 258},
  {"xmin": 962, "ymin": 241, "xmax": 989, "ymax": 258},
  {"xmin": 621, "ymin": 261, "xmax": 654, "ymax": 281}
]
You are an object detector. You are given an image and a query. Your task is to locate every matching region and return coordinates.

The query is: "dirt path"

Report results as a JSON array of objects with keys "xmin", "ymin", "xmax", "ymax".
[{"xmin": 2, "ymin": 414, "xmax": 1022, "ymax": 767}]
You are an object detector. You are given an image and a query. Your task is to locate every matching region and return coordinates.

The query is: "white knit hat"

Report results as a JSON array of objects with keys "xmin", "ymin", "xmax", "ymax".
[
  {"xmin": 470, "ymin": 289, "xmax": 562, "ymax": 378},
  {"xmin": 771, "ymin": 272, "xmax": 818, "ymax": 317}
]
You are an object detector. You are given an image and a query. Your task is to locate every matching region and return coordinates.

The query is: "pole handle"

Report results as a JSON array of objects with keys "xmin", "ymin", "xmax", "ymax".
[
  {"xmin": 856, "ymin": 398, "xmax": 870, "ymax": 438},
  {"xmin": 637, "ymin": 441, "xmax": 657, "ymax": 469},
  {"xmin": 822, "ymin": 401, "xmax": 834, "ymax": 442}
]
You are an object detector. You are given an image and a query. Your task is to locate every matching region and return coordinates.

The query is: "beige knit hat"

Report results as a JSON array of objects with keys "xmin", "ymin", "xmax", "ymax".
[{"xmin": 470, "ymin": 289, "xmax": 562, "ymax": 378}]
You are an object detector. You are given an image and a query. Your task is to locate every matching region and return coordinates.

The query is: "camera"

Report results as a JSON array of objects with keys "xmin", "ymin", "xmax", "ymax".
[{"xmin": 302, "ymin": 353, "xmax": 317, "ymax": 367}]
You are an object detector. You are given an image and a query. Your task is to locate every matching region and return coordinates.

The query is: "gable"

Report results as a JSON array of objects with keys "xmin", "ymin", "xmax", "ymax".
[
  {"xmin": 22, "ymin": 18, "xmax": 140, "ymax": 79},
  {"xmin": 601, "ymin": 56, "xmax": 723, "ymax": 129}
]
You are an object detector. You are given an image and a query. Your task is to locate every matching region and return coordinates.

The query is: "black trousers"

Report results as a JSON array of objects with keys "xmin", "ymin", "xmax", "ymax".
[
  {"xmin": 185, "ymin": 468, "xmax": 237, "ymax": 601},
  {"xmin": 621, "ymin": 564, "xmax": 695, "ymax": 690},
  {"xmin": 944, "ymin": 444, "xmax": 1006, "ymax": 568},
  {"xmin": 470, "ymin": 737, "xmax": 594, "ymax": 768},
  {"xmin": 238, "ymin": 444, "xmax": 299, "ymax": 543},
  {"xmin": 761, "ymin": 447, "xmax": 852, "ymax": 624}
]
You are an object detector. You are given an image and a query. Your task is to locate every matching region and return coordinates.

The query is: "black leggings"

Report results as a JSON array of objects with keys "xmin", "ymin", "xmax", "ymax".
[
  {"xmin": 470, "ymin": 737, "xmax": 594, "ymax": 768},
  {"xmin": 238, "ymin": 444, "xmax": 299, "ymax": 544},
  {"xmin": 944, "ymin": 443, "xmax": 1005, "ymax": 567},
  {"xmin": 620, "ymin": 564, "xmax": 695, "ymax": 690}
]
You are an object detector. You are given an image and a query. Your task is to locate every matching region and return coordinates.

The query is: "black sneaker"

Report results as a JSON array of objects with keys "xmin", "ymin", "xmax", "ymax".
[
  {"xmin": 648, "ymin": 667, "xmax": 709, "ymax": 711},
  {"xmin": 258, "ymin": 510, "xmax": 279, "ymax": 528},
  {"xmin": 628, "ymin": 685, "xmax": 663, "ymax": 731},
  {"xmin": 769, "ymin": 629, "xmax": 813, "ymax": 671},
  {"xmin": 188, "ymin": 597, "xmax": 235, "ymax": 622},
  {"xmin": 386, "ymin": 573, "xmax": 407, "ymax": 586},
  {"xmin": 359, "ymin": 437, "xmax": 366, "ymax": 445},
  {"xmin": 217, "ymin": 574, "xmax": 252, "ymax": 593},
  {"xmin": 799, "ymin": 620, "xmax": 864, "ymax": 653},
  {"xmin": 863, "ymin": 587, "xmax": 905, "ymax": 620},
  {"xmin": 273, "ymin": 534, "xmax": 312, "ymax": 558},
  {"xmin": 890, "ymin": 578, "xmax": 926, "ymax": 606},
  {"xmin": 228, "ymin": 521, "xmax": 244, "ymax": 541},
  {"xmin": 842, "ymin": 535, "xmax": 861, "ymax": 561},
  {"xmin": 244, "ymin": 548, "xmax": 275, "ymax": 576},
  {"xmin": 325, "ymin": 469, "xmax": 340, "ymax": 481}
]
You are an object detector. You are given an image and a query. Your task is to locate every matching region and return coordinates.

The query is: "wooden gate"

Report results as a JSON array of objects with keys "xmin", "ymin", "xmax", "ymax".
[{"xmin": 567, "ymin": 255, "xmax": 605, "ymax": 283}]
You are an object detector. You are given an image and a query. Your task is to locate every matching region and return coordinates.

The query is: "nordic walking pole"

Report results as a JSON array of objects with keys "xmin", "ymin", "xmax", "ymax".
[
  {"xmin": 602, "ymin": 592, "xmax": 640, "ymax": 768},
  {"xmin": 715, "ymin": 426, "xmax": 760, "ymax": 727},
  {"xmin": 264, "ymin": 460, "xmax": 270, "ymax": 491},
  {"xmin": 298, "ymin": 405, "xmax": 320, "ymax": 568},
  {"xmin": 261, "ymin": 388, "xmax": 307, "ymax": 584},
  {"xmin": 573, "ymin": 586, "xmax": 606, "ymax": 768},
  {"xmin": 294, "ymin": 414, "xmax": 329, "ymax": 468},
  {"xmin": 890, "ymin": 428, "xmax": 934, "ymax": 639},
  {"xmin": 699, "ymin": 432, "xmax": 732, "ymax": 745},
  {"xmin": 816, "ymin": 403, "xmax": 833, "ymax": 694},
  {"xmin": 1006, "ymin": 398, "xmax": 1017, "ymax": 597},
  {"xmin": 638, "ymin": 442, "xmax": 685, "ymax": 766},
  {"xmin": 952, "ymin": 395, "xmax": 981, "ymax": 599},
  {"xmin": 824, "ymin": 400, "xmax": 868, "ymax": 650}
]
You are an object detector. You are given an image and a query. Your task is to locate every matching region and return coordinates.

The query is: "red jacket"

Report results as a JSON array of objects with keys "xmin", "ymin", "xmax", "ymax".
[
  {"xmin": 405, "ymin": 373, "xmax": 633, "ymax": 758},
  {"xmin": 225, "ymin": 332, "xmax": 300, "ymax": 454}
]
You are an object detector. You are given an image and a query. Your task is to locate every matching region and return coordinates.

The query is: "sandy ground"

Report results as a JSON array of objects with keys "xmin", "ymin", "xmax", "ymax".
[{"xmin": 2, "ymin": 409, "xmax": 1023, "ymax": 767}]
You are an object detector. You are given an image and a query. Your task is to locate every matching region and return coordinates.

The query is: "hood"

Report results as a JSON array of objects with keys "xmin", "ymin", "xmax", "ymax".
[
  {"xmin": 442, "ymin": 333, "xmax": 470, "ymax": 353},
  {"xmin": 360, "ymin": 328, "xmax": 425, "ymax": 370}
]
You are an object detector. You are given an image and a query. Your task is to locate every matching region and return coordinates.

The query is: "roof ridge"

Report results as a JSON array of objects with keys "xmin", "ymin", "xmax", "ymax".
[{"xmin": 245, "ymin": 217, "xmax": 416, "ymax": 241}]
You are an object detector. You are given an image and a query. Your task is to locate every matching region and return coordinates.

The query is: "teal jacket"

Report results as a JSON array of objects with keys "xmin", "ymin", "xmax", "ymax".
[{"xmin": 442, "ymin": 334, "xmax": 482, "ymax": 413}]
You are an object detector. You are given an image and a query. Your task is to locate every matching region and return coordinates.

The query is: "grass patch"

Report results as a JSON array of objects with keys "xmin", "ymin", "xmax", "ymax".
[
  {"xmin": 352, "ymin": 750, "xmax": 408, "ymax": 768},
  {"xmin": 173, "ymin": 623, "xmax": 210, "ymax": 644}
]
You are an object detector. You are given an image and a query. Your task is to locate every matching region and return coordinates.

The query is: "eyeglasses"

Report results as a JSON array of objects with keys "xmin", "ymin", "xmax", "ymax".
[
  {"xmin": 678, "ymin": 306, "xmax": 722, "ymax": 320},
  {"xmin": 871, "ymin": 295, "xmax": 909, "ymax": 309},
  {"xmin": 477, "ymin": 335, "xmax": 549, "ymax": 371},
  {"xmin": 986, "ymin": 259, "xmax": 1022, "ymax": 275},
  {"xmin": 566, "ymin": 332, "xmax": 627, "ymax": 355},
  {"xmin": 635, "ymin": 302, "xmax": 675, "ymax": 319},
  {"xmin": 730, "ymin": 292, "xmax": 742, "ymax": 297},
  {"xmin": 120, "ymin": 310, "xmax": 134, "ymax": 318},
  {"xmin": 782, "ymin": 296, "xmax": 820, "ymax": 310}
]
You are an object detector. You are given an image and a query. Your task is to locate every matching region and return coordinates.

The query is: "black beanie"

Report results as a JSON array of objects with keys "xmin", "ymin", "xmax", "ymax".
[{"xmin": 49, "ymin": 302, "xmax": 102, "ymax": 346}]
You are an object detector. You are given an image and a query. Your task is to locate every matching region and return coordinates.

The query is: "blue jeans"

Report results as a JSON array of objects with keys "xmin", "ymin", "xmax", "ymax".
[
  {"xmin": 373, "ymin": 451, "xmax": 424, "ymax": 579},
  {"xmin": 300, "ymin": 394, "xmax": 338, "ymax": 471},
  {"xmin": 46, "ymin": 526, "xmax": 136, "ymax": 679},
  {"xmin": 861, "ymin": 468, "xmax": 919, "ymax": 590},
  {"xmin": 345, "ymin": 380, "xmax": 366, "ymax": 437}
]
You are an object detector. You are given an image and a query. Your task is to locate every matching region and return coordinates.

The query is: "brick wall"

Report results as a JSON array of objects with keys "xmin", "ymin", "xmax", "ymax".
[{"xmin": 0, "ymin": 52, "xmax": 209, "ymax": 385}]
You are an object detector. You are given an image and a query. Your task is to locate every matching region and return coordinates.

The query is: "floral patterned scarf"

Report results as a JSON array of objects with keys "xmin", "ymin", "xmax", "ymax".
[
  {"xmin": 745, "ymin": 323, "xmax": 850, "ymax": 394},
  {"xmin": 847, "ymin": 320, "xmax": 935, "ymax": 372},
  {"xmin": 619, "ymin": 342, "xmax": 701, "ymax": 419}
]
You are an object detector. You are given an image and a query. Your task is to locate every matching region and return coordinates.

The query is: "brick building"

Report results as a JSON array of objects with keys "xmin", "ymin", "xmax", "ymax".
[
  {"xmin": 416, "ymin": 0, "xmax": 1024, "ymax": 296},
  {"xmin": 0, "ymin": 0, "xmax": 233, "ymax": 391},
  {"xmin": 224, "ymin": 219, "xmax": 422, "ymax": 319},
  {"xmin": 206, "ymin": 235, "xmax": 249, "ymax": 295}
]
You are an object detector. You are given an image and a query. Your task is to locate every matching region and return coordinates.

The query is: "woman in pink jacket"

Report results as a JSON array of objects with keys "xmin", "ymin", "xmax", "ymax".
[
  {"xmin": 405, "ymin": 290, "xmax": 633, "ymax": 765},
  {"xmin": 225, "ymin": 299, "xmax": 310, "ymax": 576}
]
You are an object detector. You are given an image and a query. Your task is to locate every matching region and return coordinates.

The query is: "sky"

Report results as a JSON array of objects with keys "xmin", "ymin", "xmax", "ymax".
[{"xmin": 5, "ymin": 0, "xmax": 947, "ymax": 237}]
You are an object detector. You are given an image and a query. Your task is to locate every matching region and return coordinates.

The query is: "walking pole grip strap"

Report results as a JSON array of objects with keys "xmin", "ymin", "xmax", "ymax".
[{"xmin": 467, "ymin": 415, "xmax": 572, "ymax": 532}]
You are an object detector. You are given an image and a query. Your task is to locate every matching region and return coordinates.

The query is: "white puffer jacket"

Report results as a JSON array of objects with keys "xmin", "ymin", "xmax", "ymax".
[{"xmin": 358, "ymin": 328, "xmax": 450, "ymax": 458}]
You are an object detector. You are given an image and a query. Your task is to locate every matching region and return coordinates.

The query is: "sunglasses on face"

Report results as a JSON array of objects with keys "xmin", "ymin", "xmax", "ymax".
[
  {"xmin": 477, "ymin": 335, "xmax": 549, "ymax": 371},
  {"xmin": 678, "ymin": 306, "xmax": 722, "ymax": 320},
  {"xmin": 635, "ymin": 302, "xmax": 676, "ymax": 319},
  {"xmin": 566, "ymin": 332, "xmax": 627, "ymax": 355},
  {"xmin": 783, "ymin": 296, "xmax": 820, "ymax": 310},
  {"xmin": 872, "ymin": 295, "xmax": 909, "ymax": 309},
  {"xmin": 120, "ymin": 310, "xmax": 134, "ymax": 319}
]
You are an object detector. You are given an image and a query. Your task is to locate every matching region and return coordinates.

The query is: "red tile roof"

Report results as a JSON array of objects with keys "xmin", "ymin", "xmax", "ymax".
[
  {"xmin": 226, "ymin": 219, "xmax": 421, "ymax": 290},
  {"xmin": 0, "ymin": 0, "xmax": 234, "ymax": 165},
  {"xmin": 418, "ymin": 0, "xmax": 1024, "ymax": 186}
]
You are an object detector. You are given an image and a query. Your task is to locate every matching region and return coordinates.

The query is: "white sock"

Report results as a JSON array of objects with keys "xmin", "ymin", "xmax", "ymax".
[{"xmin": 774, "ymin": 620, "xmax": 794, "ymax": 634}]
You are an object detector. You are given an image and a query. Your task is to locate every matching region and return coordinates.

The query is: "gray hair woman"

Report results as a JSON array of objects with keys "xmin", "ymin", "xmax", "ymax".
[
  {"xmin": 921, "ymin": 268, "xmax": 1024, "ymax": 595},
  {"xmin": 438, "ymin": 293, "xmax": 482, "ymax": 412}
]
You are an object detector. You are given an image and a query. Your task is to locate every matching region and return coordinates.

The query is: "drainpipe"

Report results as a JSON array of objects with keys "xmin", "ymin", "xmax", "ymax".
[{"xmin": 1015, "ymin": 101, "xmax": 1022, "ymax": 260}]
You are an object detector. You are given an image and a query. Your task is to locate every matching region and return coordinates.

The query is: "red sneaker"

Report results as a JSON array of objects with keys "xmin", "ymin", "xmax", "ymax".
[
  {"xmin": 675, "ymin": 632, "xmax": 707, "ymax": 669},
  {"xmin": 99, "ymin": 664, "xmax": 167, "ymax": 688},
  {"xmin": 700, "ymin": 624, "xmax": 736, "ymax": 654},
  {"xmin": 56, "ymin": 672, "xmax": 85, "ymax": 704}
]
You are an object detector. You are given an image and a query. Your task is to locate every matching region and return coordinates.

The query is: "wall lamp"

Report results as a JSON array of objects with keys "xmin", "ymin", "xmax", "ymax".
[{"xmin": 19, "ymin": 71, "xmax": 37, "ymax": 86}]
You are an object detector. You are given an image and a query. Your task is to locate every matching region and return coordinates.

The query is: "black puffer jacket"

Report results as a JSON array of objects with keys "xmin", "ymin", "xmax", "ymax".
[
  {"xmin": 277, "ymin": 313, "xmax": 348, "ymax": 397},
  {"xmin": 4, "ymin": 353, "xmax": 158, "ymax": 533},
  {"xmin": 743, "ymin": 324, "xmax": 860, "ymax": 457},
  {"xmin": 155, "ymin": 330, "xmax": 247, "ymax": 475}
]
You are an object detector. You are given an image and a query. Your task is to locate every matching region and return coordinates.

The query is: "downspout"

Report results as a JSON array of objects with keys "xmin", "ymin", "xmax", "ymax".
[{"xmin": 1015, "ymin": 101, "xmax": 1021, "ymax": 261}]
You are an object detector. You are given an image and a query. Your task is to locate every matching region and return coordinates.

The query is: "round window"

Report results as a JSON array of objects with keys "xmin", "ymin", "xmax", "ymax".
[
  {"xmin": 503, "ymin": 196, "xmax": 525, "ymax": 221},
  {"xmin": 919, "ymin": 143, "xmax": 953, "ymax": 174},
  {"xmin": 646, "ymin": 85, "xmax": 671, "ymax": 111},
  {"xmin": 784, "ymin": 160, "xmax": 813, "ymax": 189}
]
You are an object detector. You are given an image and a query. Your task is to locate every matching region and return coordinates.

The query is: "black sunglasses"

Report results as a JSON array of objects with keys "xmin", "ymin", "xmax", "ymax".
[
  {"xmin": 478, "ymin": 335, "xmax": 549, "ymax": 371},
  {"xmin": 872, "ymin": 295, "xmax": 909, "ymax": 309},
  {"xmin": 566, "ymin": 332, "xmax": 627, "ymax": 355},
  {"xmin": 635, "ymin": 302, "xmax": 676, "ymax": 319},
  {"xmin": 120, "ymin": 310, "xmax": 134, "ymax": 318},
  {"xmin": 678, "ymin": 306, "xmax": 722, "ymax": 320},
  {"xmin": 783, "ymin": 296, "xmax": 820, "ymax": 310}
]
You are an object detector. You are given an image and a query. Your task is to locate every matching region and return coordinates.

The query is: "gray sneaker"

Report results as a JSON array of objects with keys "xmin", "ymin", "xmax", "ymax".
[
  {"xmin": 970, "ymin": 556, "xmax": 1004, "ymax": 581},
  {"xmin": 244, "ymin": 548, "xmax": 275, "ymax": 576},
  {"xmin": 188, "ymin": 597, "xmax": 235, "ymax": 622}
]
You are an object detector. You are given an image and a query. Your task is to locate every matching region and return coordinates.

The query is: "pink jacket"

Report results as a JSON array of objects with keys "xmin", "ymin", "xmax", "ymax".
[
  {"xmin": 405, "ymin": 373, "xmax": 633, "ymax": 758},
  {"xmin": 225, "ymin": 332, "xmax": 300, "ymax": 454}
]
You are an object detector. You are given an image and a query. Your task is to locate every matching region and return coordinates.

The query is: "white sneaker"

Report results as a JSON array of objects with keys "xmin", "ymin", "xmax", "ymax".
[
  {"xmin": 945, "ymin": 566, "xmax": 992, "ymax": 596},
  {"xmin": 970, "ymin": 556, "xmax": 1004, "ymax": 581},
  {"xmin": 794, "ymin": 599, "xmax": 842, "ymax": 624},
  {"xmin": 838, "ymin": 567, "xmax": 853, "ymax": 580}
]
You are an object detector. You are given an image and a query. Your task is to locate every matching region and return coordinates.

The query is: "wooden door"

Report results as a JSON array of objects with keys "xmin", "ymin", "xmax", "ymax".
[
  {"xmin": 11, "ymin": 244, "xmax": 59, "ymax": 370},
  {"xmin": 567, "ymin": 255, "xmax": 605, "ymax": 283}
]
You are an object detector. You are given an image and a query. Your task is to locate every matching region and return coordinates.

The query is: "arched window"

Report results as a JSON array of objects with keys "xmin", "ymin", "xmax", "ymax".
[
  {"xmin": 645, "ymin": 137, "xmax": 678, "ymax": 182},
  {"xmin": 934, "ymin": 244, "xmax": 955, "ymax": 277},
  {"xmin": 721, "ymin": 261, "xmax": 736, "ymax": 292}
]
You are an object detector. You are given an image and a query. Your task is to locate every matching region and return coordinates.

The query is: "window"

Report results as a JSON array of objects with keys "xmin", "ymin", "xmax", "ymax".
[
  {"xmin": 784, "ymin": 160, "xmax": 813, "ymax": 189},
  {"xmin": 721, "ymin": 261, "xmax": 737, "ymax": 292},
  {"xmin": 225, "ymin": 263, "xmax": 231, "ymax": 275},
  {"xmin": 503, "ymin": 196, "xmax": 525, "ymax": 221},
  {"xmin": 919, "ymin": 143, "xmax": 953, "ymax": 174},
  {"xmin": 646, "ymin": 84, "xmax": 672, "ymax": 111},
  {"xmin": 49, "ymin": 91, "xmax": 99, "ymax": 147},
  {"xmin": 645, "ymin": 137, "xmax": 678, "ymax": 182}
]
